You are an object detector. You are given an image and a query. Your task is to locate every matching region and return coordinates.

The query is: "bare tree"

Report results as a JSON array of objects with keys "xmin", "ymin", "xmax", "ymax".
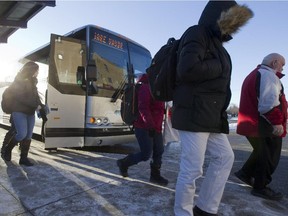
[{"xmin": 227, "ymin": 104, "xmax": 239, "ymax": 117}]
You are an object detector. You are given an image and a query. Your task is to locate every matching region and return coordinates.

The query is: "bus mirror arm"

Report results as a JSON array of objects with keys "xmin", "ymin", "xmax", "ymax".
[
  {"xmin": 76, "ymin": 66, "xmax": 86, "ymax": 88},
  {"xmin": 91, "ymin": 81, "xmax": 98, "ymax": 94}
]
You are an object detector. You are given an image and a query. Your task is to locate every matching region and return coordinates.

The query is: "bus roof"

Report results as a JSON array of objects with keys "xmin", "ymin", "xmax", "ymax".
[{"xmin": 21, "ymin": 24, "xmax": 150, "ymax": 63}]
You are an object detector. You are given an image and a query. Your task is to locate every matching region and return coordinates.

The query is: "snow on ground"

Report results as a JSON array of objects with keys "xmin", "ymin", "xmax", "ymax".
[{"xmin": 229, "ymin": 123, "xmax": 237, "ymax": 132}]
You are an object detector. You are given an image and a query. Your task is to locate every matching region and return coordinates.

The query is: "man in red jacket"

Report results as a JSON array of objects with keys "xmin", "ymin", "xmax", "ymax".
[
  {"xmin": 117, "ymin": 74, "xmax": 168, "ymax": 186},
  {"xmin": 236, "ymin": 53, "xmax": 287, "ymax": 201}
]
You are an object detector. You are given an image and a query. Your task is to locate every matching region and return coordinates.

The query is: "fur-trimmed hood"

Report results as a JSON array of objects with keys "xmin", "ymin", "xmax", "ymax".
[{"xmin": 198, "ymin": 0, "xmax": 253, "ymax": 41}]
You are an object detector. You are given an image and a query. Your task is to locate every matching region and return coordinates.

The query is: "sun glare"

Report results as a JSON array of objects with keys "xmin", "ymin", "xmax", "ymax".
[{"xmin": 0, "ymin": 45, "xmax": 23, "ymax": 82}]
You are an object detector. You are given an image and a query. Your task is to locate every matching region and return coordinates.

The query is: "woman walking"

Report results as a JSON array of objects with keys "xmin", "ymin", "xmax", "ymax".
[{"xmin": 1, "ymin": 61, "xmax": 45, "ymax": 166}]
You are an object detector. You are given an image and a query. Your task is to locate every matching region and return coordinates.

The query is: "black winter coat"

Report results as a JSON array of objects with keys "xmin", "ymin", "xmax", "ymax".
[
  {"xmin": 171, "ymin": 0, "xmax": 253, "ymax": 134},
  {"xmin": 10, "ymin": 75, "xmax": 42, "ymax": 115},
  {"xmin": 172, "ymin": 25, "xmax": 231, "ymax": 134}
]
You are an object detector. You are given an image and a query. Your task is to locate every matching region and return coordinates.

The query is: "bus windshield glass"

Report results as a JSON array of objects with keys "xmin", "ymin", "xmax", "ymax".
[
  {"xmin": 90, "ymin": 28, "xmax": 151, "ymax": 98},
  {"xmin": 129, "ymin": 43, "xmax": 151, "ymax": 81},
  {"xmin": 90, "ymin": 29, "xmax": 128, "ymax": 98}
]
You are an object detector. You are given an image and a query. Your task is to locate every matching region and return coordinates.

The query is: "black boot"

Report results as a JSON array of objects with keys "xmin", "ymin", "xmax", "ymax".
[
  {"xmin": 19, "ymin": 139, "xmax": 34, "ymax": 166},
  {"xmin": 193, "ymin": 206, "xmax": 218, "ymax": 216},
  {"xmin": 1, "ymin": 135, "xmax": 17, "ymax": 161},
  {"xmin": 1, "ymin": 129, "xmax": 15, "ymax": 156},
  {"xmin": 117, "ymin": 156, "xmax": 131, "ymax": 177},
  {"xmin": 150, "ymin": 162, "xmax": 169, "ymax": 186},
  {"xmin": 1, "ymin": 116, "xmax": 15, "ymax": 156}
]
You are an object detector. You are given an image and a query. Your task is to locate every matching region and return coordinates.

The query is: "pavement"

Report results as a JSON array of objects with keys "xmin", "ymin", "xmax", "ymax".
[{"xmin": 1, "ymin": 127, "xmax": 288, "ymax": 216}]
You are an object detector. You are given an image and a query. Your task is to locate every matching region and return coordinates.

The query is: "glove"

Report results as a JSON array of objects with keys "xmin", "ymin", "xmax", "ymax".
[
  {"xmin": 39, "ymin": 106, "xmax": 48, "ymax": 122},
  {"xmin": 272, "ymin": 125, "xmax": 284, "ymax": 136},
  {"xmin": 148, "ymin": 129, "xmax": 156, "ymax": 137}
]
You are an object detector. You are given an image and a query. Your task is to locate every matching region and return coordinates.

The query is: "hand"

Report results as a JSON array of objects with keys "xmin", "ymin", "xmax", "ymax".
[
  {"xmin": 36, "ymin": 105, "xmax": 42, "ymax": 111},
  {"xmin": 148, "ymin": 129, "xmax": 156, "ymax": 137},
  {"xmin": 39, "ymin": 107, "xmax": 48, "ymax": 122},
  {"xmin": 272, "ymin": 125, "xmax": 284, "ymax": 136}
]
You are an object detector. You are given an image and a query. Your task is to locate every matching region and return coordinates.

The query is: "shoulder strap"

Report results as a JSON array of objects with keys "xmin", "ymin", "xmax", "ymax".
[{"xmin": 177, "ymin": 26, "xmax": 194, "ymax": 59}]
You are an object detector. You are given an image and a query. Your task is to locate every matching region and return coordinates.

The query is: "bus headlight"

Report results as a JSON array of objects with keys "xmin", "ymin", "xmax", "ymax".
[
  {"xmin": 102, "ymin": 117, "xmax": 109, "ymax": 125},
  {"xmin": 95, "ymin": 118, "xmax": 102, "ymax": 125}
]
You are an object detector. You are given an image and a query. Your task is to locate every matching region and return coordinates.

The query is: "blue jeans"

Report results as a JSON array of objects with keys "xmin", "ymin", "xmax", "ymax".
[
  {"xmin": 12, "ymin": 112, "xmax": 35, "ymax": 142},
  {"xmin": 127, "ymin": 128, "xmax": 164, "ymax": 166}
]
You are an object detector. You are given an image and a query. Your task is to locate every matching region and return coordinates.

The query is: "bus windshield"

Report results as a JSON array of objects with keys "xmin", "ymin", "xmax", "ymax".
[
  {"xmin": 90, "ymin": 28, "xmax": 151, "ymax": 98},
  {"xmin": 129, "ymin": 43, "xmax": 152, "ymax": 81},
  {"xmin": 90, "ymin": 37, "xmax": 128, "ymax": 98}
]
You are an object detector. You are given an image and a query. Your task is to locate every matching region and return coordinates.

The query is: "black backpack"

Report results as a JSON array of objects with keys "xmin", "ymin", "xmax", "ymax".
[
  {"xmin": 1, "ymin": 85, "xmax": 14, "ymax": 114},
  {"xmin": 146, "ymin": 27, "xmax": 192, "ymax": 101},
  {"xmin": 120, "ymin": 83, "xmax": 142, "ymax": 125},
  {"xmin": 146, "ymin": 38, "xmax": 180, "ymax": 101}
]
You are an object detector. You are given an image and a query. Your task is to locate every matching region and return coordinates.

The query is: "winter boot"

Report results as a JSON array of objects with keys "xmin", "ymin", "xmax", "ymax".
[
  {"xmin": 1, "ymin": 135, "xmax": 18, "ymax": 161},
  {"xmin": 1, "ymin": 129, "xmax": 15, "ymax": 156},
  {"xmin": 117, "ymin": 156, "xmax": 131, "ymax": 177},
  {"xmin": 150, "ymin": 162, "xmax": 169, "ymax": 186},
  {"xmin": 19, "ymin": 139, "xmax": 34, "ymax": 166},
  {"xmin": 193, "ymin": 206, "xmax": 218, "ymax": 216}
]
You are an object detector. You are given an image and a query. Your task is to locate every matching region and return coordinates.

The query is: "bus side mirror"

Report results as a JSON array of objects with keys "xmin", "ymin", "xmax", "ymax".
[
  {"xmin": 86, "ymin": 59, "xmax": 97, "ymax": 81},
  {"xmin": 76, "ymin": 66, "xmax": 85, "ymax": 85}
]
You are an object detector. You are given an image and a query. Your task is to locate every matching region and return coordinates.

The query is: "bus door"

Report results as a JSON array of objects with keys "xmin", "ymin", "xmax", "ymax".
[{"xmin": 45, "ymin": 34, "xmax": 87, "ymax": 149}]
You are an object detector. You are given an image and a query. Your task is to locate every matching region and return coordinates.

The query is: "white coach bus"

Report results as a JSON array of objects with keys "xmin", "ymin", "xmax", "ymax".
[{"xmin": 0, "ymin": 25, "xmax": 152, "ymax": 150}]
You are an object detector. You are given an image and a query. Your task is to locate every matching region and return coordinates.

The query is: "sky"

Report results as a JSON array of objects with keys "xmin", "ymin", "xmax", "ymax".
[{"xmin": 0, "ymin": 0, "xmax": 288, "ymax": 106}]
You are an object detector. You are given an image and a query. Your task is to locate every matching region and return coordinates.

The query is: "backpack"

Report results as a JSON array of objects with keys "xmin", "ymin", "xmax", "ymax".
[
  {"xmin": 120, "ymin": 83, "xmax": 142, "ymax": 125},
  {"xmin": 146, "ymin": 27, "xmax": 193, "ymax": 101},
  {"xmin": 1, "ymin": 85, "xmax": 14, "ymax": 114},
  {"xmin": 146, "ymin": 37, "xmax": 181, "ymax": 101}
]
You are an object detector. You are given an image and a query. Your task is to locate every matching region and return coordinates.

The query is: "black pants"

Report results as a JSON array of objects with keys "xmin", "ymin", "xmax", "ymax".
[{"xmin": 241, "ymin": 136, "xmax": 282, "ymax": 189}]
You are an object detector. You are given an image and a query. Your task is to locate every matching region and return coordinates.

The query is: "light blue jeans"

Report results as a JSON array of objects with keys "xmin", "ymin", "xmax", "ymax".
[
  {"xmin": 12, "ymin": 112, "xmax": 35, "ymax": 142},
  {"xmin": 174, "ymin": 131, "xmax": 234, "ymax": 216}
]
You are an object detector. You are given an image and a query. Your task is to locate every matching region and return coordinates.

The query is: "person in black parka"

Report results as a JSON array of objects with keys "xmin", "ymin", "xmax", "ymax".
[
  {"xmin": 1, "ymin": 61, "xmax": 46, "ymax": 166},
  {"xmin": 172, "ymin": 1, "xmax": 253, "ymax": 215}
]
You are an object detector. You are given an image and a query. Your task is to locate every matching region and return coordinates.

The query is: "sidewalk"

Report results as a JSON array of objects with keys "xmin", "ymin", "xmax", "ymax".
[{"xmin": 1, "ymin": 128, "xmax": 288, "ymax": 216}]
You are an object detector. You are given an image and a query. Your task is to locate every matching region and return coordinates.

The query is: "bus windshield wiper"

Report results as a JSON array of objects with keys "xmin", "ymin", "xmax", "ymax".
[{"xmin": 110, "ymin": 78, "xmax": 126, "ymax": 102}]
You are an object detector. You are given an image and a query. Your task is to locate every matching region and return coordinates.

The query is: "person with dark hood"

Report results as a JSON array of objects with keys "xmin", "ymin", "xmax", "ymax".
[
  {"xmin": 1, "ymin": 61, "xmax": 46, "ymax": 166},
  {"xmin": 117, "ymin": 73, "xmax": 168, "ymax": 186},
  {"xmin": 235, "ymin": 53, "xmax": 286, "ymax": 201},
  {"xmin": 172, "ymin": 1, "xmax": 253, "ymax": 215}
]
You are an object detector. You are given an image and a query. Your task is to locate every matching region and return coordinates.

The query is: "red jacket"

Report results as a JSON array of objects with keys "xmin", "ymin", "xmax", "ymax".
[
  {"xmin": 237, "ymin": 65, "xmax": 287, "ymax": 137},
  {"xmin": 133, "ymin": 74, "xmax": 165, "ymax": 133}
]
